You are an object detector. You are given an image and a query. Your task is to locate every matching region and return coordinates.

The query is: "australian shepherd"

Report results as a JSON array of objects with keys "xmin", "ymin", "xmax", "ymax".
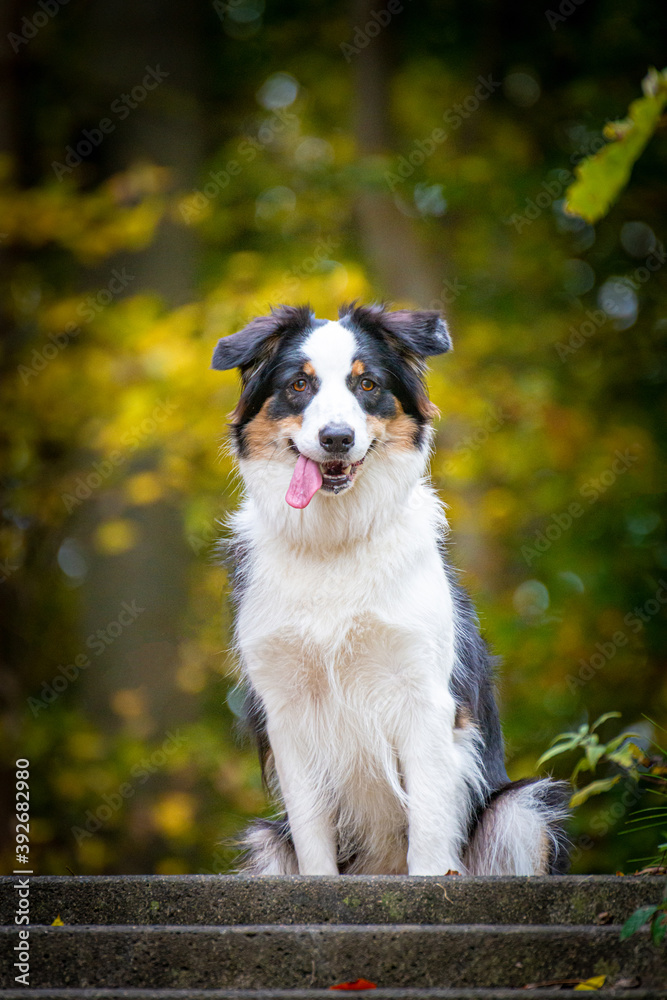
[{"xmin": 212, "ymin": 302, "xmax": 569, "ymax": 876}]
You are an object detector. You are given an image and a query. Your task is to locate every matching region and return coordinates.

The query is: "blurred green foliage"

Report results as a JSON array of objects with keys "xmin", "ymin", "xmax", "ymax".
[
  {"xmin": 540, "ymin": 712, "xmax": 667, "ymax": 869},
  {"xmin": 565, "ymin": 67, "xmax": 667, "ymax": 223},
  {"xmin": 0, "ymin": 0, "xmax": 666, "ymax": 877}
]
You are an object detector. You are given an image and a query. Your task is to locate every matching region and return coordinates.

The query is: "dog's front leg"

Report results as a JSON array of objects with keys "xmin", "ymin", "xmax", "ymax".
[
  {"xmin": 267, "ymin": 720, "xmax": 338, "ymax": 875},
  {"xmin": 399, "ymin": 703, "xmax": 470, "ymax": 876}
]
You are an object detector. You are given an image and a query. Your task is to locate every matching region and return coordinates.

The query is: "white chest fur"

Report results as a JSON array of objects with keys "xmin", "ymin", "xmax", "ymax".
[
  {"xmin": 230, "ymin": 475, "xmax": 483, "ymax": 874},
  {"xmin": 234, "ymin": 476, "xmax": 456, "ymax": 694}
]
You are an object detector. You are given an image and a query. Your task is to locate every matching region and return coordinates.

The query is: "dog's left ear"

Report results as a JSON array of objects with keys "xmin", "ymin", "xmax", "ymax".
[{"xmin": 382, "ymin": 310, "xmax": 452, "ymax": 358}]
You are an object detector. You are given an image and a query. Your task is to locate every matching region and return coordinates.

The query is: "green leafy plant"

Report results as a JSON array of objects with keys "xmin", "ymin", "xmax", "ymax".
[
  {"xmin": 539, "ymin": 712, "xmax": 667, "ymax": 867},
  {"xmin": 620, "ymin": 884, "xmax": 667, "ymax": 947},
  {"xmin": 539, "ymin": 712, "xmax": 640, "ymax": 805},
  {"xmin": 541, "ymin": 713, "xmax": 667, "ymax": 948},
  {"xmin": 565, "ymin": 67, "xmax": 667, "ymax": 222}
]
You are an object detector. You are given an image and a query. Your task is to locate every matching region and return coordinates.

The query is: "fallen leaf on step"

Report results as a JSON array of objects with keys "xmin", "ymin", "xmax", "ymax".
[
  {"xmin": 329, "ymin": 980, "xmax": 377, "ymax": 990},
  {"xmin": 51, "ymin": 915, "xmax": 64, "ymax": 926},
  {"xmin": 523, "ymin": 978, "xmax": 601, "ymax": 990},
  {"xmin": 444, "ymin": 869, "xmax": 460, "ymax": 876},
  {"xmin": 574, "ymin": 975, "xmax": 606, "ymax": 991}
]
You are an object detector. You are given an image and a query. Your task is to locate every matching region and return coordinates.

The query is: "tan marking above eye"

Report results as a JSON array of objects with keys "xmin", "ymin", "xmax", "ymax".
[
  {"xmin": 351, "ymin": 360, "xmax": 365, "ymax": 377},
  {"xmin": 302, "ymin": 361, "xmax": 316, "ymax": 377}
]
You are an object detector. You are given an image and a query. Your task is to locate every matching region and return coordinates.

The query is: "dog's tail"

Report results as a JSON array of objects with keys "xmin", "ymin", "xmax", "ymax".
[
  {"xmin": 237, "ymin": 817, "xmax": 299, "ymax": 875},
  {"xmin": 465, "ymin": 777, "xmax": 570, "ymax": 875}
]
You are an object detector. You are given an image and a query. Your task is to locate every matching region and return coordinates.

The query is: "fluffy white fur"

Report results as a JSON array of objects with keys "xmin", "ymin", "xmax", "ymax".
[
  {"xmin": 465, "ymin": 779, "xmax": 569, "ymax": 876},
  {"xmin": 232, "ymin": 429, "xmax": 487, "ymax": 875},
  {"xmin": 221, "ymin": 312, "xmax": 567, "ymax": 877}
]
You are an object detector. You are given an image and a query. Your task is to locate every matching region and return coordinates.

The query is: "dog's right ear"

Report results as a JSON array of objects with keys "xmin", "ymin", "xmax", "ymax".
[
  {"xmin": 212, "ymin": 305, "xmax": 315, "ymax": 374},
  {"xmin": 211, "ymin": 315, "xmax": 282, "ymax": 372}
]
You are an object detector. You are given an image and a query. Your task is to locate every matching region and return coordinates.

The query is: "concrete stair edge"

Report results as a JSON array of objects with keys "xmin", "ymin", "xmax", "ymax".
[
  {"xmin": 1, "ymin": 874, "xmax": 663, "ymax": 928},
  {"xmin": 0, "ymin": 990, "xmax": 663, "ymax": 1000},
  {"xmin": 2, "ymin": 876, "xmax": 665, "ymax": 993},
  {"xmin": 1, "ymin": 923, "xmax": 664, "ymax": 990}
]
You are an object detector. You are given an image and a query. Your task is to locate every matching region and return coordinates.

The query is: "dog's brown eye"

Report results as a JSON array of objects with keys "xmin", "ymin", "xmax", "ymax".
[
  {"xmin": 360, "ymin": 378, "xmax": 375, "ymax": 391},
  {"xmin": 292, "ymin": 378, "xmax": 307, "ymax": 392}
]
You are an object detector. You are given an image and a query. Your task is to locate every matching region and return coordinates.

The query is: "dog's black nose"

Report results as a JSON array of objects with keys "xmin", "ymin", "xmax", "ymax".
[{"xmin": 319, "ymin": 424, "xmax": 355, "ymax": 454}]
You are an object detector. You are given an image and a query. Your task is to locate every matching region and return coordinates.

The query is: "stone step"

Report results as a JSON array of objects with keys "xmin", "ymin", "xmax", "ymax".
[
  {"xmin": 0, "ymin": 875, "xmax": 661, "ymax": 927},
  {"xmin": 0, "ymin": 924, "xmax": 664, "ymax": 990},
  {"xmin": 0, "ymin": 990, "xmax": 663, "ymax": 1000}
]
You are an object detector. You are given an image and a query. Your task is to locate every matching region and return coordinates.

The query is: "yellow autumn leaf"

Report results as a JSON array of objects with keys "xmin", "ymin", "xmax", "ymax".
[
  {"xmin": 110, "ymin": 688, "xmax": 146, "ymax": 720},
  {"xmin": 125, "ymin": 471, "xmax": 163, "ymax": 505},
  {"xmin": 66, "ymin": 731, "xmax": 104, "ymax": 761},
  {"xmin": 94, "ymin": 518, "xmax": 139, "ymax": 555},
  {"xmin": 481, "ymin": 487, "xmax": 516, "ymax": 525},
  {"xmin": 153, "ymin": 792, "xmax": 196, "ymax": 838},
  {"xmin": 51, "ymin": 915, "xmax": 64, "ymax": 926},
  {"xmin": 575, "ymin": 974, "xmax": 606, "ymax": 991},
  {"xmin": 176, "ymin": 653, "xmax": 207, "ymax": 694}
]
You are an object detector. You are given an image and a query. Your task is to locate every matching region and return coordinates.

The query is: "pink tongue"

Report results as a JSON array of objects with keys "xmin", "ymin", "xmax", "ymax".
[{"xmin": 285, "ymin": 454, "xmax": 323, "ymax": 509}]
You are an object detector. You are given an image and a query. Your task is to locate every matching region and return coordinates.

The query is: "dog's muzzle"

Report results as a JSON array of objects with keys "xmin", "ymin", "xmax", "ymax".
[{"xmin": 285, "ymin": 449, "xmax": 366, "ymax": 508}]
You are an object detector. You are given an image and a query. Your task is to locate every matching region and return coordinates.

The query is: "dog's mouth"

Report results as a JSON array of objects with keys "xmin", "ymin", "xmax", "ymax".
[
  {"xmin": 285, "ymin": 445, "xmax": 366, "ymax": 508},
  {"xmin": 319, "ymin": 457, "xmax": 365, "ymax": 494}
]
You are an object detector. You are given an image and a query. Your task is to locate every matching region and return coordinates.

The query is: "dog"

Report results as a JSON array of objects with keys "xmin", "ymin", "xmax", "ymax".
[{"xmin": 211, "ymin": 302, "xmax": 569, "ymax": 876}]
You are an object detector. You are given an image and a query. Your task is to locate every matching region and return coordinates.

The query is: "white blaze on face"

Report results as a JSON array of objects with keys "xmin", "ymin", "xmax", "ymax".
[{"xmin": 293, "ymin": 321, "xmax": 371, "ymax": 463}]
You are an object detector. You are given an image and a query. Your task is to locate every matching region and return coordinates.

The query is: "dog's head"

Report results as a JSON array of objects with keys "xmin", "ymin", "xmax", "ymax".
[{"xmin": 211, "ymin": 302, "xmax": 451, "ymax": 508}]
